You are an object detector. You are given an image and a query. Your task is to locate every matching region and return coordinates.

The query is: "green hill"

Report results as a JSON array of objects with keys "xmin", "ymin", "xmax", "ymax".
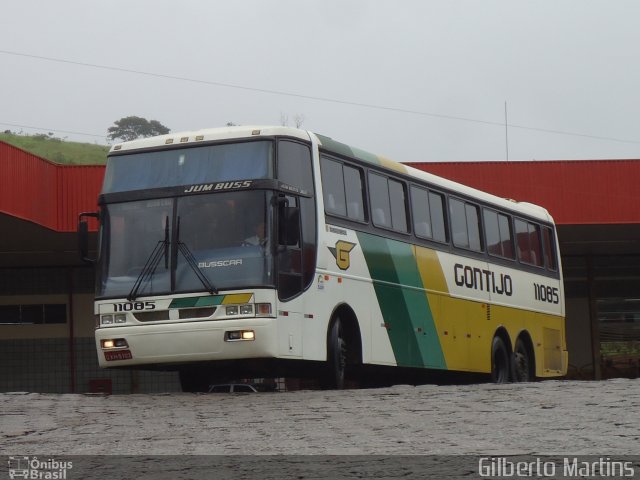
[{"xmin": 0, "ymin": 132, "xmax": 109, "ymax": 165}]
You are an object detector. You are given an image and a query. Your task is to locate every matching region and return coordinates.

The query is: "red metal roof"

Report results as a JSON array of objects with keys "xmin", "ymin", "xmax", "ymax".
[
  {"xmin": 1, "ymin": 140, "xmax": 639, "ymax": 229},
  {"xmin": 0, "ymin": 141, "xmax": 104, "ymax": 232},
  {"xmin": 411, "ymin": 160, "xmax": 640, "ymax": 225}
]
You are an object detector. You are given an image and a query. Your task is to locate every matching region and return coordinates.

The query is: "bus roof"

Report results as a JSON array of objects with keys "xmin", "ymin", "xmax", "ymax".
[
  {"xmin": 110, "ymin": 125, "xmax": 553, "ymax": 223},
  {"xmin": 312, "ymin": 132, "xmax": 554, "ymax": 223},
  {"xmin": 109, "ymin": 125, "xmax": 311, "ymax": 153}
]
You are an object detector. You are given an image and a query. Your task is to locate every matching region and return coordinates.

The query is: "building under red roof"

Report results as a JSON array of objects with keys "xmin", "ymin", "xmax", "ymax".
[
  {"xmin": 414, "ymin": 160, "xmax": 640, "ymax": 225},
  {"xmin": 0, "ymin": 140, "xmax": 638, "ymax": 391},
  {"xmin": 3, "ymin": 139, "xmax": 640, "ymax": 231}
]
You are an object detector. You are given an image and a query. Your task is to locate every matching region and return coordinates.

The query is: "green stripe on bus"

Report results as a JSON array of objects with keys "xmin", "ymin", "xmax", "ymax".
[
  {"xmin": 357, "ymin": 232, "xmax": 446, "ymax": 369},
  {"xmin": 316, "ymin": 134, "xmax": 384, "ymax": 167}
]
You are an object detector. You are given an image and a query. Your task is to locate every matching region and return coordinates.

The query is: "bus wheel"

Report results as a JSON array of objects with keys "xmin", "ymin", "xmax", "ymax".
[
  {"xmin": 512, "ymin": 338, "xmax": 532, "ymax": 382},
  {"xmin": 326, "ymin": 318, "xmax": 347, "ymax": 389},
  {"xmin": 491, "ymin": 336, "xmax": 510, "ymax": 383}
]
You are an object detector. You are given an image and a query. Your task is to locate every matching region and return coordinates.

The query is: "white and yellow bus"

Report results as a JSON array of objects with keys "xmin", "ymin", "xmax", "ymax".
[{"xmin": 80, "ymin": 126, "xmax": 567, "ymax": 391}]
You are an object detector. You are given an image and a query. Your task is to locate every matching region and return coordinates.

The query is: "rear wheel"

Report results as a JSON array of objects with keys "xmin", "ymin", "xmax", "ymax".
[
  {"xmin": 325, "ymin": 318, "xmax": 347, "ymax": 389},
  {"xmin": 491, "ymin": 336, "xmax": 510, "ymax": 383},
  {"xmin": 512, "ymin": 338, "xmax": 533, "ymax": 382}
]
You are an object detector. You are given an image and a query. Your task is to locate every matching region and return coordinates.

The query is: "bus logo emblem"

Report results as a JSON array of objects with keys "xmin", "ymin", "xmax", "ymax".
[{"xmin": 329, "ymin": 241, "xmax": 356, "ymax": 270}]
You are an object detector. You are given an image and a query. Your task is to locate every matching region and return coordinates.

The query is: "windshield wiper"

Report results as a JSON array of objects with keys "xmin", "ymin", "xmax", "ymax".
[
  {"xmin": 176, "ymin": 216, "xmax": 218, "ymax": 295},
  {"xmin": 127, "ymin": 216, "xmax": 170, "ymax": 301}
]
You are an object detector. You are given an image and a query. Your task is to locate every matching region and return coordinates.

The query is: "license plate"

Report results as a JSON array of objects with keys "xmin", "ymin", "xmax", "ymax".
[{"xmin": 104, "ymin": 350, "xmax": 133, "ymax": 361}]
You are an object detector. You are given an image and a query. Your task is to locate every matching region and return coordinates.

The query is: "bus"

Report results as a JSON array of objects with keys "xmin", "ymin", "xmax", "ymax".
[{"xmin": 79, "ymin": 125, "xmax": 567, "ymax": 391}]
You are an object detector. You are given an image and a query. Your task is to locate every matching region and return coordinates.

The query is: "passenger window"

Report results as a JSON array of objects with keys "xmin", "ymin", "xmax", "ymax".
[
  {"xmin": 344, "ymin": 165, "xmax": 365, "ymax": 222},
  {"xmin": 369, "ymin": 172, "xmax": 392, "ymax": 229},
  {"xmin": 320, "ymin": 157, "xmax": 346, "ymax": 217},
  {"xmin": 529, "ymin": 223, "xmax": 543, "ymax": 267},
  {"xmin": 542, "ymin": 227, "xmax": 557, "ymax": 271},
  {"xmin": 411, "ymin": 186, "xmax": 447, "ymax": 242},
  {"xmin": 450, "ymin": 198, "xmax": 482, "ymax": 252},
  {"xmin": 411, "ymin": 186, "xmax": 432, "ymax": 239},
  {"xmin": 369, "ymin": 173, "xmax": 408, "ymax": 232},
  {"xmin": 320, "ymin": 157, "xmax": 366, "ymax": 222},
  {"xmin": 484, "ymin": 209, "xmax": 514, "ymax": 259},
  {"xmin": 466, "ymin": 204, "xmax": 482, "ymax": 251},
  {"xmin": 515, "ymin": 219, "xmax": 530, "ymax": 263},
  {"xmin": 389, "ymin": 179, "xmax": 408, "ymax": 232},
  {"xmin": 499, "ymin": 214, "xmax": 514, "ymax": 259},
  {"xmin": 450, "ymin": 199, "xmax": 468, "ymax": 248},
  {"xmin": 515, "ymin": 218, "xmax": 543, "ymax": 267},
  {"xmin": 429, "ymin": 191, "xmax": 447, "ymax": 243}
]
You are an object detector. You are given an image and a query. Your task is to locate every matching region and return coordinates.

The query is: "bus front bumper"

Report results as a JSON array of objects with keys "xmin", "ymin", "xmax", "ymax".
[{"xmin": 95, "ymin": 317, "xmax": 278, "ymax": 368}]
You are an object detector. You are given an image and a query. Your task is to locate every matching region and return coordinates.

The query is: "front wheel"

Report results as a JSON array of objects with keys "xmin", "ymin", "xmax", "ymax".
[
  {"xmin": 491, "ymin": 336, "xmax": 510, "ymax": 383},
  {"xmin": 325, "ymin": 318, "xmax": 347, "ymax": 389}
]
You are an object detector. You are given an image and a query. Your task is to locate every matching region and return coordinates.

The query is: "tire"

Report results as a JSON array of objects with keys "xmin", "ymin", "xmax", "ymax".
[
  {"xmin": 491, "ymin": 336, "xmax": 510, "ymax": 383},
  {"xmin": 326, "ymin": 318, "xmax": 347, "ymax": 389},
  {"xmin": 512, "ymin": 338, "xmax": 533, "ymax": 382}
]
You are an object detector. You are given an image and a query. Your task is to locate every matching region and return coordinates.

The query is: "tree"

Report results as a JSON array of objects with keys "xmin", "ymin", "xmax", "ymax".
[{"xmin": 107, "ymin": 116, "xmax": 170, "ymax": 142}]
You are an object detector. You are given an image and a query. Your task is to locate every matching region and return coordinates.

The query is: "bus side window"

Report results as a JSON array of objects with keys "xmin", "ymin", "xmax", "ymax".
[
  {"xmin": 411, "ymin": 185, "xmax": 433, "ymax": 239},
  {"xmin": 389, "ymin": 178, "xmax": 408, "ymax": 232},
  {"xmin": 320, "ymin": 157, "xmax": 347, "ymax": 217},
  {"xmin": 484, "ymin": 209, "xmax": 514, "ymax": 259},
  {"xmin": 543, "ymin": 226, "xmax": 558, "ymax": 271},
  {"xmin": 369, "ymin": 172, "xmax": 392, "ymax": 229},
  {"xmin": 529, "ymin": 223, "xmax": 543, "ymax": 267},
  {"xmin": 515, "ymin": 218, "xmax": 531, "ymax": 263},
  {"xmin": 369, "ymin": 172, "xmax": 408, "ymax": 233},
  {"xmin": 450, "ymin": 198, "xmax": 482, "ymax": 252},
  {"xmin": 344, "ymin": 165, "xmax": 365, "ymax": 222},
  {"xmin": 515, "ymin": 218, "xmax": 543, "ymax": 267},
  {"xmin": 429, "ymin": 191, "xmax": 447, "ymax": 243}
]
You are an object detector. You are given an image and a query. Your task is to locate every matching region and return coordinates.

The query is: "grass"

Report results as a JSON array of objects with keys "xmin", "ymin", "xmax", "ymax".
[{"xmin": 0, "ymin": 132, "xmax": 109, "ymax": 165}]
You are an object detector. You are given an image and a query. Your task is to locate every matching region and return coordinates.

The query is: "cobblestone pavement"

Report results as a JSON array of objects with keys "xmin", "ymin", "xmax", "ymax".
[{"xmin": 1, "ymin": 379, "xmax": 639, "ymax": 456}]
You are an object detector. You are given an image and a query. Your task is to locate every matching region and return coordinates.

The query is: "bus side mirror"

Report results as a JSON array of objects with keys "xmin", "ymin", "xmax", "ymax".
[
  {"xmin": 277, "ymin": 198, "xmax": 300, "ymax": 247},
  {"xmin": 78, "ymin": 212, "xmax": 99, "ymax": 263}
]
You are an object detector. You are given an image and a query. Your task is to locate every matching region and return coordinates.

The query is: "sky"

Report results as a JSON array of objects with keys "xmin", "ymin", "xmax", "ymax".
[{"xmin": 1, "ymin": 1, "xmax": 639, "ymax": 162}]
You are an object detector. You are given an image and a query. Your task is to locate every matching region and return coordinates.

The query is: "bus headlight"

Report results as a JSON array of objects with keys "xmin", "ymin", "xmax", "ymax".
[
  {"xmin": 101, "ymin": 338, "xmax": 129, "ymax": 349},
  {"xmin": 224, "ymin": 303, "xmax": 271, "ymax": 317},
  {"xmin": 225, "ymin": 330, "xmax": 255, "ymax": 341},
  {"xmin": 101, "ymin": 314, "xmax": 127, "ymax": 325}
]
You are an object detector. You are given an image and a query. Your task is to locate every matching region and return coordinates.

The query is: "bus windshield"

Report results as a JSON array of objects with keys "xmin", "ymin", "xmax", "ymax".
[
  {"xmin": 102, "ymin": 140, "xmax": 274, "ymax": 193},
  {"xmin": 97, "ymin": 190, "xmax": 274, "ymax": 299}
]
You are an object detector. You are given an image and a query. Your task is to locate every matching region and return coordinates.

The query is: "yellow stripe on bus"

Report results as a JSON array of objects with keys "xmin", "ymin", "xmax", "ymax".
[{"xmin": 221, "ymin": 293, "xmax": 253, "ymax": 305}]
